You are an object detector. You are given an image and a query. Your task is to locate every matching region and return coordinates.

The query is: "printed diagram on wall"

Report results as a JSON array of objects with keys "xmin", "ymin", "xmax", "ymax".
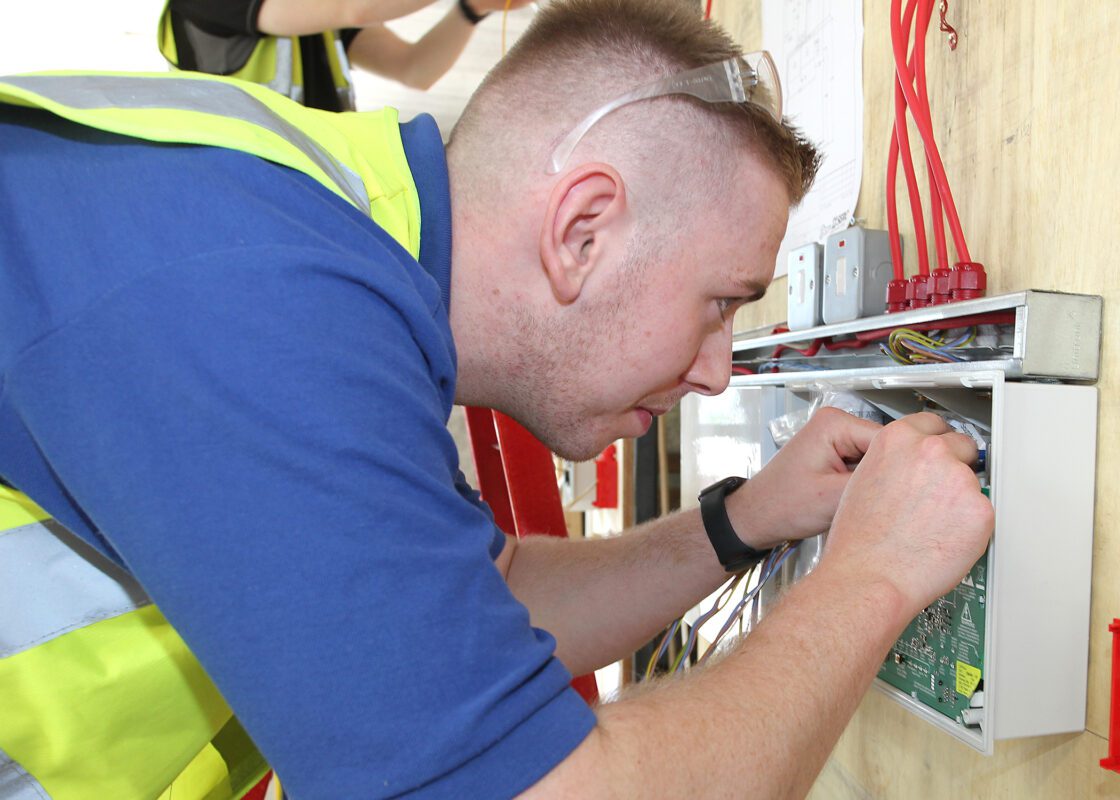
[{"xmin": 762, "ymin": 0, "xmax": 863, "ymax": 277}]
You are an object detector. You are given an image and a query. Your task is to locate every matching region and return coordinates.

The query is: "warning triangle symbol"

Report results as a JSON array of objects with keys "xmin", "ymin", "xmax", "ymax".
[{"xmin": 962, "ymin": 605, "xmax": 973, "ymax": 625}]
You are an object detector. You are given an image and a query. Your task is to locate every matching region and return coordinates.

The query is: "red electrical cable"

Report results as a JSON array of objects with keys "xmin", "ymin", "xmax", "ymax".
[
  {"xmin": 823, "ymin": 338, "xmax": 873, "ymax": 351},
  {"xmin": 771, "ymin": 339, "xmax": 823, "ymax": 359},
  {"xmin": 886, "ymin": 130, "xmax": 904, "ymax": 282},
  {"xmin": 704, "ymin": 0, "xmax": 712, "ymax": 21},
  {"xmin": 764, "ymin": 312, "xmax": 1013, "ymax": 363},
  {"xmin": 890, "ymin": 0, "xmax": 972, "ymax": 263},
  {"xmin": 913, "ymin": 0, "xmax": 949, "ymax": 272},
  {"xmin": 939, "ymin": 0, "xmax": 959, "ymax": 50},
  {"xmin": 887, "ymin": 0, "xmax": 935, "ymax": 290},
  {"xmin": 886, "ymin": 0, "xmax": 908, "ymax": 273},
  {"xmin": 892, "ymin": 0, "xmax": 930, "ymax": 277}
]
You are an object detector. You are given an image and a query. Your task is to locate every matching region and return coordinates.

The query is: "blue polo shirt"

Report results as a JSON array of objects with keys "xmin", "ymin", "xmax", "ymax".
[{"xmin": 0, "ymin": 104, "xmax": 595, "ymax": 798}]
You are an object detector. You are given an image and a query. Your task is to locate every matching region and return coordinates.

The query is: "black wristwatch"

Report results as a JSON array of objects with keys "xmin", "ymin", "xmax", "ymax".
[
  {"xmin": 698, "ymin": 476, "xmax": 769, "ymax": 573},
  {"xmin": 457, "ymin": 0, "xmax": 488, "ymax": 25}
]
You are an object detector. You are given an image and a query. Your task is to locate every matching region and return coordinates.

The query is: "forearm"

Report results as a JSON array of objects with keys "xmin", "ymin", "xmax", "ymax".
[
  {"xmin": 505, "ymin": 507, "xmax": 728, "ymax": 675},
  {"xmin": 524, "ymin": 563, "xmax": 909, "ymax": 799},
  {"xmin": 391, "ymin": 8, "xmax": 476, "ymax": 91},
  {"xmin": 256, "ymin": 0, "xmax": 438, "ymax": 35}
]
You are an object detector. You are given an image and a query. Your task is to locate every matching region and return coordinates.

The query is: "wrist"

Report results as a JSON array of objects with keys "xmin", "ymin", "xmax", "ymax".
[
  {"xmin": 812, "ymin": 557, "xmax": 913, "ymax": 636},
  {"xmin": 457, "ymin": 0, "xmax": 488, "ymax": 25}
]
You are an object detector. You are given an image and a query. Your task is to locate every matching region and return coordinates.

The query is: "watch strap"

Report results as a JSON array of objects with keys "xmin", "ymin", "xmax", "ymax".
[
  {"xmin": 699, "ymin": 476, "xmax": 769, "ymax": 573},
  {"xmin": 457, "ymin": 0, "xmax": 488, "ymax": 25}
]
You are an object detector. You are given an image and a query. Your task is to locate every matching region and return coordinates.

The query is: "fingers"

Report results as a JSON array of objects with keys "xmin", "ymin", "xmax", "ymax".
[
  {"xmin": 892, "ymin": 412, "xmax": 978, "ymax": 466},
  {"xmin": 816, "ymin": 410, "xmax": 981, "ymax": 471},
  {"xmin": 936, "ymin": 429, "xmax": 979, "ymax": 466},
  {"xmin": 810, "ymin": 407, "xmax": 883, "ymax": 462},
  {"xmin": 894, "ymin": 411, "xmax": 951, "ymax": 435}
]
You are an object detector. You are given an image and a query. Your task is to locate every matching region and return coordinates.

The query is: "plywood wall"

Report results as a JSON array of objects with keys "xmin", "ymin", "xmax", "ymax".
[{"xmin": 714, "ymin": 1, "xmax": 1120, "ymax": 796}]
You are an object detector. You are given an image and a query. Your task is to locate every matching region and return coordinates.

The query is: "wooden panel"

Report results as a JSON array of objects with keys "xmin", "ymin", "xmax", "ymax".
[{"xmin": 716, "ymin": 0, "xmax": 1120, "ymax": 795}]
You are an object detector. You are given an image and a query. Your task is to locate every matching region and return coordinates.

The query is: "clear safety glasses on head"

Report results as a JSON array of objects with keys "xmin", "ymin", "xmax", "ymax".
[{"xmin": 547, "ymin": 51, "xmax": 782, "ymax": 174}]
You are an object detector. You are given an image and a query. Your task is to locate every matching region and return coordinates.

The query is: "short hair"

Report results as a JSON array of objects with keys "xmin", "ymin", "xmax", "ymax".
[{"xmin": 450, "ymin": 0, "xmax": 820, "ymax": 204}]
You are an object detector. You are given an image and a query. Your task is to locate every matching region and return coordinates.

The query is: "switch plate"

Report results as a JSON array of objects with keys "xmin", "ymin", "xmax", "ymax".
[
  {"xmin": 822, "ymin": 227, "xmax": 894, "ymax": 323},
  {"xmin": 787, "ymin": 242, "xmax": 823, "ymax": 332}
]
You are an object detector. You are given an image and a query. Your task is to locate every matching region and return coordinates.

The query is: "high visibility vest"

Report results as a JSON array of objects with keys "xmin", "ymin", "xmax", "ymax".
[
  {"xmin": 158, "ymin": 3, "xmax": 356, "ymax": 111},
  {"xmin": 0, "ymin": 71, "xmax": 424, "ymax": 799}
]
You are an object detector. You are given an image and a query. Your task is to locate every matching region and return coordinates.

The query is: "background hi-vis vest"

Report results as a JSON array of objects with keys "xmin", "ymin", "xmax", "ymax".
[
  {"xmin": 0, "ymin": 71, "xmax": 424, "ymax": 799},
  {"xmin": 158, "ymin": 3, "xmax": 356, "ymax": 111}
]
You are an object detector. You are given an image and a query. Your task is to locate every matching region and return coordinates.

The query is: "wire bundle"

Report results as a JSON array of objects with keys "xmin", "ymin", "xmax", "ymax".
[
  {"xmin": 880, "ymin": 326, "xmax": 975, "ymax": 364},
  {"xmin": 644, "ymin": 542, "xmax": 798, "ymax": 679}
]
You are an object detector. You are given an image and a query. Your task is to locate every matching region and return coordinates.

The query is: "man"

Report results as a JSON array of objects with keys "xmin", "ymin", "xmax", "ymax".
[
  {"xmin": 0, "ymin": 0, "xmax": 992, "ymax": 796},
  {"xmin": 159, "ymin": 0, "xmax": 532, "ymax": 112}
]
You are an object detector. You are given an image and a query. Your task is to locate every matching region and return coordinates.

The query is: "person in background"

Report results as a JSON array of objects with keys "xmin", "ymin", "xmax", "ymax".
[{"xmin": 159, "ymin": 0, "xmax": 532, "ymax": 111}]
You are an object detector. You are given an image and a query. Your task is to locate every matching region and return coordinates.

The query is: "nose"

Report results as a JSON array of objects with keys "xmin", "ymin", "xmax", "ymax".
[{"xmin": 682, "ymin": 318, "xmax": 733, "ymax": 396}]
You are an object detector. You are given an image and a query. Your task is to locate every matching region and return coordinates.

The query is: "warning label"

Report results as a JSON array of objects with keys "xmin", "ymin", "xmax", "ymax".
[{"xmin": 956, "ymin": 660, "xmax": 982, "ymax": 697}]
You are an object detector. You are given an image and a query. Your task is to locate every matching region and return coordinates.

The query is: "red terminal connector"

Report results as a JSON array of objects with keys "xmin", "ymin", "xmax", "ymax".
[
  {"xmin": 949, "ymin": 261, "xmax": 986, "ymax": 301},
  {"xmin": 908, "ymin": 274, "xmax": 931, "ymax": 308},
  {"xmin": 1102, "ymin": 618, "xmax": 1120, "ymax": 773},
  {"xmin": 928, "ymin": 267, "xmax": 953, "ymax": 305},
  {"xmin": 886, "ymin": 278, "xmax": 909, "ymax": 313}
]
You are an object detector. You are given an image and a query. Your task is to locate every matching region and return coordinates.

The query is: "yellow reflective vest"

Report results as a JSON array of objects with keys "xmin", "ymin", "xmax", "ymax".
[
  {"xmin": 158, "ymin": 2, "xmax": 356, "ymax": 111},
  {"xmin": 0, "ymin": 70, "xmax": 423, "ymax": 799}
]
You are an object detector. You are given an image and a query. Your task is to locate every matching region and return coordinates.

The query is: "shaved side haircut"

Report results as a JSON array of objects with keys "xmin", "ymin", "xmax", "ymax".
[{"xmin": 450, "ymin": 0, "xmax": 819, "ymax": 205}]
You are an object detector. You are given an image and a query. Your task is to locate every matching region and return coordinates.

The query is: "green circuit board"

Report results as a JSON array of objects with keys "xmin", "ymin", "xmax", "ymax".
[{"xmin": 878, "ymin": 552, "xmax": 988, "ymax": 724}]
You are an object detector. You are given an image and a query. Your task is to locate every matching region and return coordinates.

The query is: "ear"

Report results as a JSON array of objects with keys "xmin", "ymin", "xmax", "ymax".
[{"xmin": 539, "ymin": 163, "xmax": 629, "ymax": 305}]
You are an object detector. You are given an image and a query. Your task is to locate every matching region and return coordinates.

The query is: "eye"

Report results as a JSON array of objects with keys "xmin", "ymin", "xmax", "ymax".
[{"xmin": 717, "ymin": 298, "xmax": 741, "ymax": 321}]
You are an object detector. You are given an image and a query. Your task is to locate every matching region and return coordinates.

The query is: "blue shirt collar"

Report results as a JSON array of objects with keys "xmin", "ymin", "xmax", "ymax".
[{"xmin": 398, "ymin": 114, "xmax": 453, "ymax": 311}]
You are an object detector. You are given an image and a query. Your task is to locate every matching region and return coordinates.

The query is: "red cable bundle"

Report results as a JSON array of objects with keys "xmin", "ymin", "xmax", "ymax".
[{"xmin": 886, "ymin": 0, "xmax": 984, "ymax": 311}]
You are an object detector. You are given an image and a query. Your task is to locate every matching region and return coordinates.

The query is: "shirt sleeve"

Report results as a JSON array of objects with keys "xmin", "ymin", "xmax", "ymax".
[
  {"xmin": 340, "ymin": 28, "xmax": 362, "ymax": 51},
  {"xmin": 170, "ymin": 0, "xmax": 264, "ymax": 35},
  {"xmin": 11, "ymin": 240, "xmax": 595, "ymax": 797}
]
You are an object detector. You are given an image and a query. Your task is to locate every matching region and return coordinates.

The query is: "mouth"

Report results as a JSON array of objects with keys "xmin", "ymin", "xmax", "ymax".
[
  {"xmin": 632, "ymin": 408, "xmax": 654, "ymax": 435},
  {"xmin": 630, "ymin": 404, "xmax": 672, "ymax": 436}
]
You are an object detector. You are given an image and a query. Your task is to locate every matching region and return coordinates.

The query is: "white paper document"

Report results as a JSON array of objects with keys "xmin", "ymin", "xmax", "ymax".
[{"xmin": 761, "ymin": 0, "xmax": 864, "ymax": 277}]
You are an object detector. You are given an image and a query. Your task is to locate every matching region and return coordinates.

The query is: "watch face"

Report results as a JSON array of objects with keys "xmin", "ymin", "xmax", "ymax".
[{"xmin": 701, "ymin": 475, "xmax": 744, "ymax": 499}]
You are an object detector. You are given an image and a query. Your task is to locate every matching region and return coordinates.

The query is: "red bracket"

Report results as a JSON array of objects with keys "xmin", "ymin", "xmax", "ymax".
[
  {"xmin": 1103, "ymin": 618, "xmax": 1120, "ymax": 773},
  {"xmin": 593, "ymin": 444, "xmax": 619, "ymax": 508},
  {"xmin": 464, "ymin": 407, "xmax": 600, "ymax": 705}
]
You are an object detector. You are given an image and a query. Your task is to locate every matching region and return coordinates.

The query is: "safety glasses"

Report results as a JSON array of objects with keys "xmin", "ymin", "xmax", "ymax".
[{"xmin": 547, "ymin": 51, "xmax": 782, "ymax": 174}]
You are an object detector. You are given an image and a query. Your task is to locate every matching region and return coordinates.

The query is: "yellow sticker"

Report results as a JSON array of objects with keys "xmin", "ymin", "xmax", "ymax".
[{"xmin": 956, "ymin": 661, "xmax": 982, "ymax": 697}]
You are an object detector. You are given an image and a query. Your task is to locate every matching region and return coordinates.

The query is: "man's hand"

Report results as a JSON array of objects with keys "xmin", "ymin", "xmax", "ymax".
[
  {"xmin": 822, "ymin": 411, "xmax": 995, "ymax": 620},
  {"xmin": 726, "ymin": 406, "xmax": 882, "ymax": 549}
]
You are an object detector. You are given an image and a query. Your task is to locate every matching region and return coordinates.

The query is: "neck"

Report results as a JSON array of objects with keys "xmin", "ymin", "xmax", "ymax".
[
  {"xmin": 447, "ymin": 150, "xmax": 512, "ymax": 410},
  {"xmin": 446, "ymin": 142, "xmax": 558, "ymax": 412}
]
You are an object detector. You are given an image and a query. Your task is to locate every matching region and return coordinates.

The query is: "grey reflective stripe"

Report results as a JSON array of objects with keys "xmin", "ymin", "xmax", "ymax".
[
  {"xmin": 0, "ymin": 74, "xmax": 370, "ymax": 215},
  {"xmin": 332, "ymin": 36, "xmax": 356, "ymax": 112},
  {"xmin": 267, "ymin": 38, "xmax": 295, "ymax": 98},
  {"xmin": 0, "ymin": 519, "xmax": 149, "ymax": 659},
  {"xmin": 0, "ymin": 748, "xmax": 50, "ymax": 800}
]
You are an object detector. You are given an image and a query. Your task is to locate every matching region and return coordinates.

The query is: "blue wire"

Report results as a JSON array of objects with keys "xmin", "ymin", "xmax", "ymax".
[
  {"xmin": 692, "ymin": 544, "xmax": 799, "ymax": 666},
  {"xmin": 905, "ymin": 340, "xmax": 964, "ymax": 361},
  {"xmin": 650, "ymin": 618, "xmax": 681, "ymax": 675},
  {"xmin": 758, "ymin": 360, "xmax": 830, "ymax": 373}
]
